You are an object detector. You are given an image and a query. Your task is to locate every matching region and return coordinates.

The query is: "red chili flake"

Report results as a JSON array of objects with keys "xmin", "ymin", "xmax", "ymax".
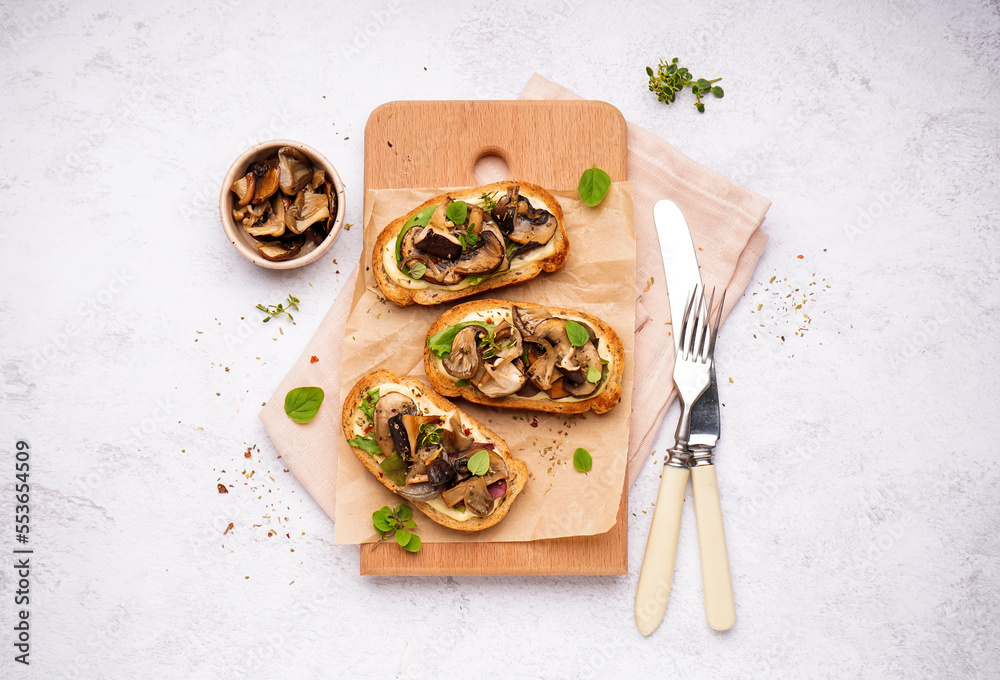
[
  {"xmin": 797, "ymin": 254, "xmax": 804, "ymax": 259},
  {"xmin": 217, "ymin": 484, "xmax": 229, "ymax": 494},
  {"xmin": 463, "ymin": 428, "xmax": 471, "ymax": 436},
  {"xmin": 486, "ymin": 318, "xmax": 493, "ymax": 324},
  {"xmin": 310, "ymin": 356, "xmax": 319, "ymax": 363},
  {"xmin": 223, "ymin": 522, "xmax": 234, "ymax": 535},
  {"xmin": 530, "ymin": 418, "xmax": 539, "ymax": 428},
  {"xmin": 286, "ymin": 533, "xmax": 290, "ymax": 539},
  {"xmin": 267, "ymin": 531, "xmax": 274, "ymax": 537},
  {"xmin": 244, "ymin": 450, "xmax": 252, "ymax": 459}
]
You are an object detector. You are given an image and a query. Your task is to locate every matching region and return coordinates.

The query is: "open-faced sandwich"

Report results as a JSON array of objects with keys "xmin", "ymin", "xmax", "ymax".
[
  {"xmin": 342, "ymin": 369, "xmax": 528, "ymax": 531},
  {"xmin": 424, "ymin": 300, "xmax": 624, "ymax": 415},
  {"xmin": 373, "ymin": 181, "xmax": 568, "ymax": 306}
]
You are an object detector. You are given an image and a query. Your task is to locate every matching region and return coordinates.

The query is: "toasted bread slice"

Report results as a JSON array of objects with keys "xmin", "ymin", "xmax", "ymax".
[
  {"xmin": 424, "ymin": 300, "xmax": 625, "ymax": 415},
  {"xmin": 372, "ymin": 181, "xmax": 568, "ymax": 306},
  {"xmin": 341, "ymin": 369, "xmax": 528, "ymax": 532}
]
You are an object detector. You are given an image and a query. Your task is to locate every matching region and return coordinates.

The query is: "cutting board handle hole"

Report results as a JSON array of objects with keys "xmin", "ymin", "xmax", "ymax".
[{"xmin": 473, "ymin": 153, "xmax": 510, "ymax": 185}]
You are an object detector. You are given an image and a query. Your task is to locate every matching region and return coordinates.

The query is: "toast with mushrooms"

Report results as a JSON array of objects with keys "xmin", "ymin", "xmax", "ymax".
[
  {"xmin": 342, "ymin": 369, "xmax": 528, "ymax": 532},
  {"xmin": 424, "ymin": 300, "xmax": 624, "ymax": 415},
  {"xmin": 372, "ymin": 181, "xmax": 568, "ymax": 306}
]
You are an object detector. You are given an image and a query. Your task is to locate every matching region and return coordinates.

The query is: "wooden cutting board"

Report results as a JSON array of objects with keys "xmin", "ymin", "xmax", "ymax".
[{"xmin": 361, "ymin": 100, "xmax": 629, "ymax": 575}]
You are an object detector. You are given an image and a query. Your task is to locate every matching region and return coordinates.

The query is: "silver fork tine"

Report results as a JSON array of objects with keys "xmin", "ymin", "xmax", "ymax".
[
  {"xmin": 707, "ymin": 289, "xmax": 726, "ymax": 359},
  {"xmin": 679, "ymin": 286, "xmax": 698, "ymax": 358}
]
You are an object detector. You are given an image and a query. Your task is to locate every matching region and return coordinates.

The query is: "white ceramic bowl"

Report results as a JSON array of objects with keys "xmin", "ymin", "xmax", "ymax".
[{"xmin": 219, "ymin": 139, "xmax": 346, "ymax": 269}]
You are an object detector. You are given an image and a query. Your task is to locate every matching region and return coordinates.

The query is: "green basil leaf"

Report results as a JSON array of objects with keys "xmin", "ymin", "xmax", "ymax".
[
  {"xmin": 402, "ymin": 534, "xmax": 421, "ymax": 552},
  {"xmin": 587, "ymin": 365, "xmax": 602, "ymax": 383},
  {"xmin": 564, "ymin": 319, "xmax": 589, "ymax": 347},
  {"xmin": 455, "ymin": 379, "xmax": 470, "ymax": 387},
  {"xmin": 408, "ymin": 261, "xmax": 427, "ymax": 279},
  {"xmin": 395, "ymin": 529, "xmax": 412, "ymax": 547},
  {"xmin": 396, "ymin": 504, "xmax": 412, "ymax": 521},
  {"xmin": 284, "ymin": 386, "xmax": 325, "ymax": 423},
  {"xmin": 379, "ymin": 452, "xmax": 408, "ymax": 487},
  {"xmin": 427, "ymin": 321, "xmax": 494, "ymax": 358},
  {"xmin": 573, "ymin": 447, "xmax": 593, "ymax": 473},
  {"xmin": 464, "ymin": 273, "xmax": 490, "ymax": 287},
  {"xmin": 395, "ymin": 204, "xmax": 438, "ymax": 269},
  {"xmin": 347, "ymin": 435, "xmax": 382, "ymax": 457},
  {"xmin": 467, "ymin": 449, "xmax": 490, "ymax": 476},
  {"xmin": 405, "ymin": 520, "xmax": 416, "ymax": 529},
  {"xmin": 372, "ymin": 507, "xmax": 393, "ymax": 532},
  {"xmin": 577, "ymin": 167, "xmax": 611, "ymax": 207},
  {"xmin": 446, "ymin": 200, "xmax": 467, "ymax": 226}
]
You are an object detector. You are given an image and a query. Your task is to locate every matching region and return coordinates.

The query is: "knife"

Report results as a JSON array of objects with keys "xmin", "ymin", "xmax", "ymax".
[{"xmin": 634, "ymin": 200, "xmax": 734, "ymax": 634}]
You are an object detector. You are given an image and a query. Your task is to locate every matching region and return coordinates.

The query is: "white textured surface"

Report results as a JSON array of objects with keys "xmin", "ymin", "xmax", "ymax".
[{"xmin": 2, "ymin": 0, "xmax": 999, "ymax": 677}]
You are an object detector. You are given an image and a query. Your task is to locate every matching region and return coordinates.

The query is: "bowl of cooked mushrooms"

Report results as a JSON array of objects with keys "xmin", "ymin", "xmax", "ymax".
[{"xmin": 220, "ymin": 140, "xmax": 346, "ymax": 269}]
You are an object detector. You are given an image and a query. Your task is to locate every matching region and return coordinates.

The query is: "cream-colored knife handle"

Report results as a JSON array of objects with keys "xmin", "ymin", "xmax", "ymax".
[
  {"xmin": 635, "ymin": 465, "xmax": 689, "ymax": 636},
  {"xmin": 691, "ymin": 464, "xmax": 735, "ymax": 631}
]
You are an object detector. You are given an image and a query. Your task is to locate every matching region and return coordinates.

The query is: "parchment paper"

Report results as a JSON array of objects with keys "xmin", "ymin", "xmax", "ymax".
[{"xmin": 333, "ymin": 183, "xmax": 635, "ymax": 544}]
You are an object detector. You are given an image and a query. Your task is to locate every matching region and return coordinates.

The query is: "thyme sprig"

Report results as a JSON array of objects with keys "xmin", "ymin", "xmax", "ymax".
[
  {"xmin": 646, "ymin": 58, "xmax": 724, "ymax": 113},
  {"xmin": 256, "ymin": 294, "xmax": 300, "ymax": 323}
]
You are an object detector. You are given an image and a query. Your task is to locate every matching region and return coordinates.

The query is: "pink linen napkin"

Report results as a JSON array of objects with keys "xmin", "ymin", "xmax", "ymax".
[{"xmin": 259, "ymin": 74, "xmax": 770, "ymax": 522}]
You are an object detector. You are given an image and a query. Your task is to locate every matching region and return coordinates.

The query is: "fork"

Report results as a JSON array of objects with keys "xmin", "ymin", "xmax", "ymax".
[{"xmin": 635, "ymin": 286, "xmax": 717, "ymax": 636}]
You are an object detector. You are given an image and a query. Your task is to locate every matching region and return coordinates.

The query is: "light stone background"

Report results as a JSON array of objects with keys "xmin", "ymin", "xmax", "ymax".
[{"xmin": 1, "ymin": 0, "xmax": 998, "ymax": 678}]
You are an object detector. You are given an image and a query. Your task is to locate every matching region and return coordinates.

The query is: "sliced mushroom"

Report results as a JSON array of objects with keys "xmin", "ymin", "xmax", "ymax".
[
  {"xmin": 277, "ymin": 147, "xmax": 314, "ymax": 195},
  {"xmin": 250, "ymin": 160, "xmax": 280, "ymax": 204},
  {"xmin": 443, "ymin": 325, "xmax": 487, "ymax": 380},
  {"xmin": 463, "ymin": 477, "xmax": 494, "ymax": 516},
  {"xmin": 512, "ymin": 306, "xmax": 551, "ymax": 336},
  {"xmin": 451, "ymin": 226, "xmax": 505, "ymax": 276},
  {"xmin": 256, "ymin": 240, "xmax": 301, "ymax": 262},
  {"xmin": 401, "ymin": 414, "xmax": 441, "ymax": 461},
  {"xmin": 285, "ymin": 191, "xmax": 330, "ymax": 234},
  {"xmin": 524, "ymin": 335, "xmax": 558, "ymax": 390},
  {"xmin": 447, "ymin": 413, "xmax": 473, "ymax": 452},
  {"xmin": 413, "ymin": 223, "xmax": 463, "ymax": 259},
  {"xmin": 230, "ymin": 172, "xmax": 257, "ymax": 207},
  {"xmin": 397, "ymin": 481, "xmax": 442, "ymax": 503},
  {"xmin": 547, "ymin": 377, "xmax": 570, "ymax": 399},
  {"xmin": 373, "ymin": 392, "xmax": 417, "ymax": 457},
  {"xmin": 440, "ymin": 475, "xmax": 494, "ymax": 516},
  {"xmin": 426, "ymin": 457, "xmax": 457, "ymax": 486},
  {"xmin": 490, "ymin": 322, "xmax": 523, "ymax": 365},
  {"xmin": 308, "ymin": 168, "xmax": 326, "ymax": 191},
  {"xmin": 387, "ymin": 414, "xmax": 411, "ymax": 459},
  {"xmin": 491, "ymin": 185, "xmax": 557, "ymax": 246},
  {"xmin": 533, "ymin": 318, "xmax": 578, "ymax": 372},
  {"xmin": 563, "ymin": 342, "xmax": 603, "ymax": 397},
  {"xmin": 476, "ymin": 360, "xmax": 525, "ymax": 398},
  {"xmin": 245, "ymin": 195, "xmax": 286, "ymax": 238}
]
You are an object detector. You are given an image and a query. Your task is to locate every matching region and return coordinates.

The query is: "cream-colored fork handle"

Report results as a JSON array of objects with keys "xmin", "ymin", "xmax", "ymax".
[
  {"xmin": 691, "ymin": 464, "xmax": 735, "ymax": 631},
  {"xmin": 635, "ymin": 465, "xmax": 689, "ymax": 636}
]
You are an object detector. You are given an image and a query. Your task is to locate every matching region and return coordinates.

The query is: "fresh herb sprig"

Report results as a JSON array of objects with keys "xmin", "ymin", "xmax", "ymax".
[
  {"xmin": 646, "ymin": 58, "xmax": 724, "ymax": 113},
  {"xmin": 257, "ymin": 295, "xmax": 300, "ymax": 323},
  {"xmin": 372, "ymin": 504, "xmax": 420, "ymax": 552},
  {"xmin": 480, "ymin": 191, "xmax": 499, "ymax": 211}
]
